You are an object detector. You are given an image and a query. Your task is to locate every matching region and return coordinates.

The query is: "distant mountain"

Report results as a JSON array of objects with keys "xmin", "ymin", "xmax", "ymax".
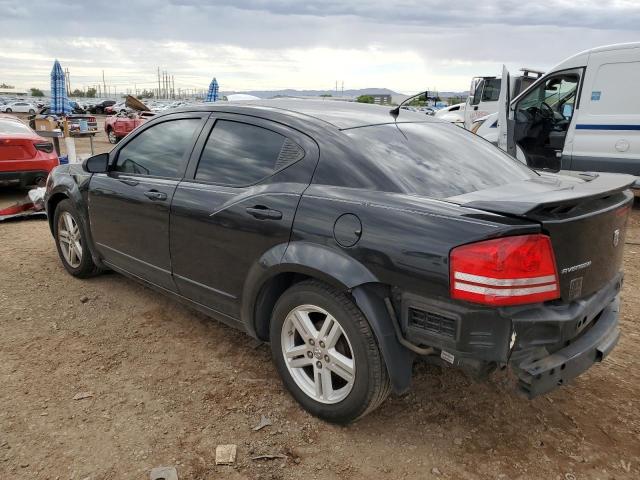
[
  {"xmin": 220, "ymin": 88, "xmax": 468, "ymax": 100},
  {"xmin": 220, "ymin": 88, "xmax": 400, "ymax": 99}
]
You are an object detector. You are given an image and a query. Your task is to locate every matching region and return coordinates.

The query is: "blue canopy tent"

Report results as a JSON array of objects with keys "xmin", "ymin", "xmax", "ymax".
[
  {"xmin": 50, "ymin": 60, "xmax": 72, "ymax": 115},
  {"xmin": 205, "ymin": 78, "xmax": 219, "ymax": 102}
]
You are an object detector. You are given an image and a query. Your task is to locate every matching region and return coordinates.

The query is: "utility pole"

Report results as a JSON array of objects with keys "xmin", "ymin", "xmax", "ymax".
[
  {"xmin": 157, "ymin": 67, "xmax": 161, "ymax": 99},
  {"xmin": 102, "ymin": 70, "xmax": 107, "ymax": 98},
  {"xmin": 172, "ymin": 75, "xmax": 175, "ymax": 99}
]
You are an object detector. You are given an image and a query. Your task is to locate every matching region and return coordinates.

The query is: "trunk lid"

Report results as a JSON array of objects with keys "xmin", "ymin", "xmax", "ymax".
[
  {"xmin": 0, "ymin": 137, "xmax": 37, "ymax": 161},
  {"xmin": 447, "ymin": 171, "xmax": 634, "ymax": 302}
]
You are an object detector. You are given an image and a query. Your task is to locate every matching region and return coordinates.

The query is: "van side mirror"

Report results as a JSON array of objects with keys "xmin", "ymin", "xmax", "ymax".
[{"xmin": 83, "ymin": 153, "xmax": 109, "ymax": 173}]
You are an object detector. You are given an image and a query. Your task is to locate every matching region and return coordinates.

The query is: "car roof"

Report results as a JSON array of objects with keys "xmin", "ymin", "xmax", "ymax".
[
  {"xmin": 0, "ymin": 116, "xmax": 37, "ymax": 137},
  {"xmin": 166, "ymin": 99, "xmax": 438, "ymax": 130}
]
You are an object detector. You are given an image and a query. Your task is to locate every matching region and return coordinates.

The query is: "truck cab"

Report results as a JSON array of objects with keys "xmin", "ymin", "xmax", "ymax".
[
  {"xmin": 500, "ymin": 42, "xmax": 640, "ymax": 175},
  {"xmin": 464, "ymin": 69, "xmax": 542, "ymax": 130}
]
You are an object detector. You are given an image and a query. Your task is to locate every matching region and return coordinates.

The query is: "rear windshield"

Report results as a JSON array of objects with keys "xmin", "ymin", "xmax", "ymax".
[
  {"xmin": 0, "ymin": 120, "xmax": 32, "ymax": 135},
  {"xmin": 343, "ymin": 122, "xmax": 537, "ymax": 198}
]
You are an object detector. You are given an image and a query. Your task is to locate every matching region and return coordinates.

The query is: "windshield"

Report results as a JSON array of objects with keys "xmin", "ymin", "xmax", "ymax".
[{"xmin": 344, "ymin": 122, "xmax": 537, "ymax": 198}]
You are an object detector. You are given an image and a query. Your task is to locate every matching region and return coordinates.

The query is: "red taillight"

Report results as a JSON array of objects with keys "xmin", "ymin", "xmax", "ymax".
[{"xmin": 450, "ymin": 234, "xmax": 560, "ymax": 306}]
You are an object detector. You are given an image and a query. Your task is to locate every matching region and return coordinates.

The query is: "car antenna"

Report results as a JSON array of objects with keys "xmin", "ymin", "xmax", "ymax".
[{"xmin": 389, "ymin": 90, "xmax": 429, "ymax": 120}]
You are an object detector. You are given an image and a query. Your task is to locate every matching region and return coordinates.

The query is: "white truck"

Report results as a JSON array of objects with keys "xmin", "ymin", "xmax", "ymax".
[
  {"xmin": 489, "ymin": 42, "xmax": 640, "ymax": 178},
  {"xmin": 463, "ymin": 69, "xmax": 543, "ymax": 129}
]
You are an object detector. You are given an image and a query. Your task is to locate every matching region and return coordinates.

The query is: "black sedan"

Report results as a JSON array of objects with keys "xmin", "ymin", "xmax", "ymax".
[{"xmin": 44, "ymin": 100, "xmax": 632, "ymax": 423}]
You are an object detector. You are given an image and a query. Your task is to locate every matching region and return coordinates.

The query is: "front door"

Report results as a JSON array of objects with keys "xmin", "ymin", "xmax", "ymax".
[
  {"xmin": 88, "ymin": 114, "xmax": 206, "ymax": 290},
  {"xmin": 170, "ymin": 114, "xmax": 319, "ymax": 318},
  {"xmin": 512, "ymin": 69, "xmax": 582, "ymax": 170}
]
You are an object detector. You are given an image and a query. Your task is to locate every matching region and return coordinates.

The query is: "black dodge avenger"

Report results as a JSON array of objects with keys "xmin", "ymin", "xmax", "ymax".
[{"xmin": 44, "ymin": 100, "xmax": 632, "ymax": 423}]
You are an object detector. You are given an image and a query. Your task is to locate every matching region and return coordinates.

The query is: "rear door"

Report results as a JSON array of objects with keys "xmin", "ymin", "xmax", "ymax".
[
  {"xmin": 170, "ymin": 113, "xmax": 319, "ymax": 318},
  {"xmin": 88, "ymin": 113, "xmax": 206, "ymax": 290}
]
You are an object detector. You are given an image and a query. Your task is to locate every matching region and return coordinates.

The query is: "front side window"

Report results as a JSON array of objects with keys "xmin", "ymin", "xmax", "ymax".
[
  {"xmin": 114, "ymin": 118, "xmax": 201, "ymax": 177},
  {"xmin": 480, "ymin": 78, "xmax": 501, "ymax": 102},
  {"xmin": 517, "ymin": 74, "xmax": 579, "ymax": 118},
  {"xmin": 195, "ymin": 120, "xmax": 303, "ymax": 186}
]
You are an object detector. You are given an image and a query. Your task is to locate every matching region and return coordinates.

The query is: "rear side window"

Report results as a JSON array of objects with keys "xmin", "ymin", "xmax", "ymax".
[
  {"xmin": 0, "ymin": 120, "xmax": 32, "ymax": 134},
  {"xmin": 195, "ymin": 120, "xmax": 303, "ymax": 186},
  {"xmin": 343, "ymin": 122, "xmax": 536, "ymax": 198},
  {"xmin": 115, "ymin": 118, "xmax": 201, "ymax": 177}
]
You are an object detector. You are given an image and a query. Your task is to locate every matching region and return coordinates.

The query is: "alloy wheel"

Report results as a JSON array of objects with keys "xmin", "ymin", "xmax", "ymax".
[
  {"xmin": 281, "ymin": 304, "xmax": 355, "ymax": 404},
  {"xmin": 57, "ymin": 212, "xmax": 83, "ymax": 268},
  {"xmin": 107, "ymin": 130, "xmax": 117, "ymax": 144}
]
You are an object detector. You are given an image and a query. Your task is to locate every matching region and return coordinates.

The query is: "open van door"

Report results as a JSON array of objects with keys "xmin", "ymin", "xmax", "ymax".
[
  {"xmin": 509, "ymin": 68, "xmax": 583, "ymax": 170},
  {"xmin": 497, "ymin": 65, "xmax": 512, "ymax": 154}
]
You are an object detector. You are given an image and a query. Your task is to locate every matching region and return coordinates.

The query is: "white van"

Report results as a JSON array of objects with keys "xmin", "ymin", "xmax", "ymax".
[
  {"xmin": 496, "ymin": 42, "xmax": 640, "ymax": 176},
  {"xmin": 463, "ymin": 69, "xmax": 543, "ymax": 129}
]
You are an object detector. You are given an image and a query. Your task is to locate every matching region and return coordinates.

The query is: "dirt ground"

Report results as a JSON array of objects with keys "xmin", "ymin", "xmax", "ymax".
[{"xmin": 0, "ymin": 114, "xmax": 639, "ymax": 479}]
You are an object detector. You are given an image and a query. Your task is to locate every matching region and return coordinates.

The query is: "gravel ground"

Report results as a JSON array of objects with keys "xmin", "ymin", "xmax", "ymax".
[{"xmin": 0, "ymin": 113, "xmax": 639, "ymax": 479}]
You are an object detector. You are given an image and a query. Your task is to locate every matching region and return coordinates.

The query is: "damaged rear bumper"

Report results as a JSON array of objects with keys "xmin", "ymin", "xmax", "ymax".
[{"xmin": 511, "ymin": 281, "xmax": 621, "ymax": 398}]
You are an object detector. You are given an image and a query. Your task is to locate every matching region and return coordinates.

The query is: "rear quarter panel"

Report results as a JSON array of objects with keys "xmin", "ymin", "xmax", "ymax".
[{"xmin": 291, "ymin": 186, "xmax": 540, "ymax": 300}]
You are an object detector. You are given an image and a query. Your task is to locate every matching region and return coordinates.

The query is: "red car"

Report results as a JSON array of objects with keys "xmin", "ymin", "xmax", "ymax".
[
  {"xmin": 0, "ymin": 115, "xmax": 59, "ymax": 187},
  {"xmin": 104, "ymin": 111, "xmax": 154, "ymax": 144}
]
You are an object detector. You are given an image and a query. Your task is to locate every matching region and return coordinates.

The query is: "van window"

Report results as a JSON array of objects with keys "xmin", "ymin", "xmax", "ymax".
[
  {"xmin": 590, "ymin": 62, "xmax": 640, "ymax": 115},
  {"xmin": 517, "ymin": 74, "xmax": 579, "ymax": 118}
]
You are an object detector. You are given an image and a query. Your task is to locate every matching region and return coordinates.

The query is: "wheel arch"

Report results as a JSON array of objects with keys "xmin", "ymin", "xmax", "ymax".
[
  {"xmin": 242, "ymin": 242, "xmax": 414, "ymax": 394},
  {"xmin": 46, "ymin": 191, "xmax": 70, "ymax": 234}
]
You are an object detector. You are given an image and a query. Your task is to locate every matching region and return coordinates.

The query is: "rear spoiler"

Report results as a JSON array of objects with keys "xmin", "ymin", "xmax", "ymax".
[{"xmin": 447, "ymin": 172, "xmax": 636, "ymax": 216}]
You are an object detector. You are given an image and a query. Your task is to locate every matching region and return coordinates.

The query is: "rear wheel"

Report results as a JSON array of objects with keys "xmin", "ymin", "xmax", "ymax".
[
  {"xmin": 53, "ymin": 199, "xmax": 100, "ymax": 278},
  {"xmin": 5, "ymin": 108, "xmax": 11, "ymax": 113},
  {"xmin": 28, "ymin": 109, "xmax": 35, "ymax": 114},
  {"xmin": 270, "ymin": 280, "xmax": 390, "ymax": 423}
]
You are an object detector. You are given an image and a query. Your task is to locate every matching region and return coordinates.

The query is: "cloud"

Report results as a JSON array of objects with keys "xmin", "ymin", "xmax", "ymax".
[{"xmin": 0, "ymin": 0, "xmax": 638, "ymax": 92}]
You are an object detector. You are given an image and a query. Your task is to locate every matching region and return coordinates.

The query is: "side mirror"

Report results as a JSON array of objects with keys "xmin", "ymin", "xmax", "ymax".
[{"xmin": 83, "ymin": 152, "xmax": 109, "ymax": 173}]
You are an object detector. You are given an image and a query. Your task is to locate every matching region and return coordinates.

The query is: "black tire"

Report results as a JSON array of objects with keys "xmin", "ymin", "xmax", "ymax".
[
  {"xmin": 28, "ymin": 109, "xmax": 35, "ymax": 114},
  {"xmin": 106, "ymin": 128, "xmax": 118, "ymax": 144},
  {"xmin": 53, "ymin": 199, "xmax": 101, "ymax": 278},
  {"xmin": 5, "ymin": 108, "xmax": 11, "ymax": 113},
  {"xmin": 270, "ymin": 280, "xmax": 390, "ymax": 423},
  {"xmin": 96, "ymin": 107, "xmax": 103, "ymax": 114}
]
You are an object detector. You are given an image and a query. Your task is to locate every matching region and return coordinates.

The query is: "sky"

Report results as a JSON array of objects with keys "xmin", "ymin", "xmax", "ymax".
[{"xmin": 0, "ymin": 0, "xmax": 639, "ymax": 95}]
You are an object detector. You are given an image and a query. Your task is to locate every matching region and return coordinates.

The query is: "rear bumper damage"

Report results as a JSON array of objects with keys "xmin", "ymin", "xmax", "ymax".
[
  {"xmin": 513, "ymin": 296, "xmax": 619, "ymax": 397},
  {"xmin": 398, "ymin": 273, "xmax": 622, "ymax": 396},
  {"xmin": 509, "ymin": 274, "xmax": 622, "ymax": 398}
]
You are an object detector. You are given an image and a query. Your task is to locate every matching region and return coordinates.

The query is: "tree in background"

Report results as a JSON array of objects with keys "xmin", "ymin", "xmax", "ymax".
[
  {"xmin": 86, "ymin": 87, "xmax": 97, "ymax": 98},
  {"xmin": 448, "ymin": 96, "xmax": 466, "ymax": 105},
  {"xmin": 139, "ymin": 89, "xmax": 154, "ymax": 99},
  {"xmin": 319, "ymin": 94, "xmax": 333, "ymax": 98},
  {"xmin": 71, "ymin": 89, "xmax": 85, "ymax": 97},
  {"xmin": 30, "ymin": 88, "xmax": 44, "ymax": 97},
  {"xmin": 1, "ymin": 83, "xmax": 15, "ymax": 89},
  {"xmin": 356, "ymin": 95, "xmax": 374, "ymax": 104}
]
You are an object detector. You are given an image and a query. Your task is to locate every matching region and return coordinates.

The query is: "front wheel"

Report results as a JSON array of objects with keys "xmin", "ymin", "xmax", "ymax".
[
  {"xmin": 107, "ymin": 129, "xmax": 118, "ymax": 144},
  {"xmin": 270, "ymin": 280, "xmax": 390, "ymax": 423},
  {"xmin": 53, "ymin": 199, "xmax": 100, "ymax": 278},
  {"xmin": 28, "ymin": 109, "xmax": 35, "ymax": 114},
  {"xmin": 5, "ymin": 108, "xmax": 11, "ymax": 113}
]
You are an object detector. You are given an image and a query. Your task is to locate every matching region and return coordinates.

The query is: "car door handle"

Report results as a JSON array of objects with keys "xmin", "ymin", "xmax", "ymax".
[
  {"xmin": 246, "ymin": 205, "xmax": 283, "ymax": 220},
  {"xmin": 144, "ymin": 190, "xmax": 167, "ymax": 201}
]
